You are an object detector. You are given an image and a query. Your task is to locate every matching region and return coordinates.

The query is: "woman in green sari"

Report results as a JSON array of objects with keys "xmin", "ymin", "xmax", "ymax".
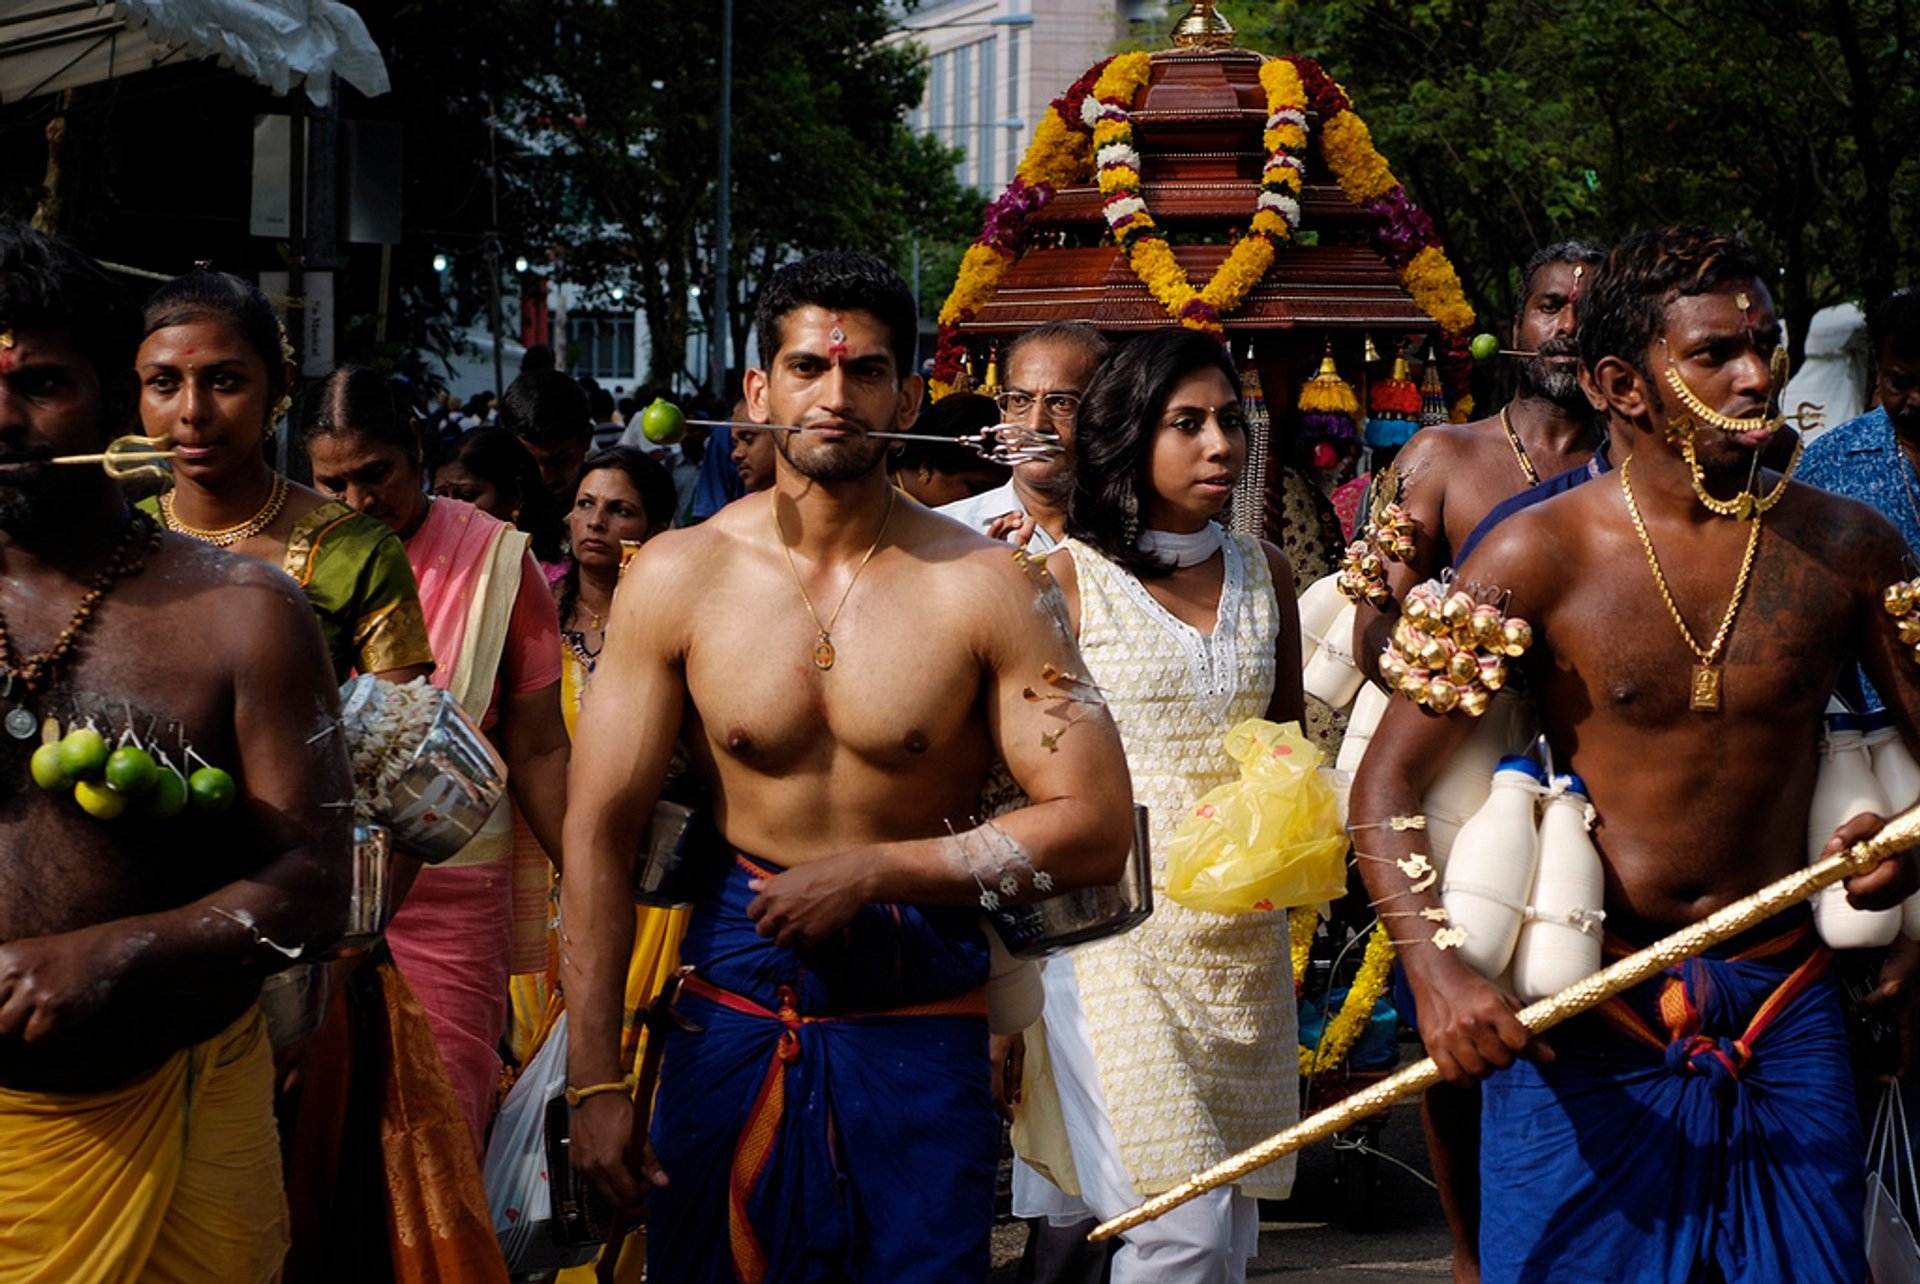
[{"xmin": 135, "ymin": 269, "xmax": 431, "ymax": 683}]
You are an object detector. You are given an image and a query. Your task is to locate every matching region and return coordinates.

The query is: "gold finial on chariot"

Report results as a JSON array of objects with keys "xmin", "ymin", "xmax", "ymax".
[{"xmin": 1170, "ymin": 1, "xmax": 1236, "ymax": 48}]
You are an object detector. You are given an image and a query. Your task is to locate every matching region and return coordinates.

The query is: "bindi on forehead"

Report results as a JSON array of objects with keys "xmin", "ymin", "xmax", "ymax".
[{"xmin": 827, "ymin": 313, "xmax": 849, "ymax": 363}]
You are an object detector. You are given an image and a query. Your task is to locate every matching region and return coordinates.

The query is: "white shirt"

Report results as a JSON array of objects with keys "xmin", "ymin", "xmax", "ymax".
[{"xmin": 936, "ymin": 479, "xmax": 1059, "ymax": 554}]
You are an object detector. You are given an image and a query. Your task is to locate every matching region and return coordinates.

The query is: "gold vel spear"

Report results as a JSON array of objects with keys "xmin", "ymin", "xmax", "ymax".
[{"xmin": 1090, "ymin": 803, "xmax": 1920, "ymax": 1242}]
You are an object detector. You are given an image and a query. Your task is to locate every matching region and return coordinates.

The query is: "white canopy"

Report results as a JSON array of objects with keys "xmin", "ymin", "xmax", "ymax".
[{"xmin": 0, "ymin": 0, "xmax": 388, "ymax": 106}]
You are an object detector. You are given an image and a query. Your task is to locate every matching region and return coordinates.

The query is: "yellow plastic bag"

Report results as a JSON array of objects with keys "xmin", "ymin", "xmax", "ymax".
[{"xmin": 1164, "ymin": 718, "xmax": 1349, "ymax": 915}]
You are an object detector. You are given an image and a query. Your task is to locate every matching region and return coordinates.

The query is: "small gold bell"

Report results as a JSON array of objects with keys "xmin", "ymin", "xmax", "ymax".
[
  {"xmin": 1379, "ymin": 651, "xmax": 1410, "ymax": 685},
  {"xmin": 1398, "ymin": 669, "xmax": 1431, "ymax": 699},
  {"xmin": 1417, "ymin": 637, "xmax": 1450, "ymax": 670},
  {"xmin": 1886, "ymin": 583, "xmax": 1916, "ymax": 617},
  {"xmin": 1479, "ymin": 654, "xmax": 1508, "ymax": 692},
  {"xmin": 1502, "ymin": 618, "xmax": 1534, "ymax": 656},
  {"xmin": 1899, "ymin": 618, "xmax": 1920, "ymax": 647},
  {"xmin": 1470, "ymin": 604, "xmax": 1505, "ymax": 651},
  {"xmin": 1447, "ymin": 650, "xmax": 1480, "ymax": 685},
  {"xmin": 1426, "ymin": 679, "xmax": 1461, "ymax": 713},
  {"xmin": 1404, "ymin": 595, "xmax": 1434, "ymax": 627},
  {"xmin": 1458, "ymin": 686, "xmax": 1491, "ymax": 718},
  {"xmin": 1441, "ymin": 593, "xmax": 1475, "ymax": 632}
]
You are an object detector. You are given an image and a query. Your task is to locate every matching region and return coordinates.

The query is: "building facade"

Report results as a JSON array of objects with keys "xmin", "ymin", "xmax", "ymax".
[{"xmin": 897, "ymin": 0, "xmax": 1157, "ymax": 194}]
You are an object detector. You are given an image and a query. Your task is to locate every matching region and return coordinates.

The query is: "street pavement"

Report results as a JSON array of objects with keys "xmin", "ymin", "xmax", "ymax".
[{"xmin": 990, "ymin": 1098, "xmax": 1454, "ymax": 1281}]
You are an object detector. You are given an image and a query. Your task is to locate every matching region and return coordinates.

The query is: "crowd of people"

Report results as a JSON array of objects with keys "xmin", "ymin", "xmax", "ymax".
[{"xmin": 2, "ymin": 217, "xmax": 1920, "ymax": 1284}]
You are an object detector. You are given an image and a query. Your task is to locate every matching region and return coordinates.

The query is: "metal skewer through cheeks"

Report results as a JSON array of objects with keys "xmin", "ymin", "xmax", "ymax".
[
  {"xmin": 50, "ymin": 434, "xmax": 175, "ymax": 481},
  {"xmin": 688, "ymin": 419, "xmax": 1065, "ymax": 466},
  {"xmin": 1087, "ymin": 802, "xmax": 1920, "ymax": 1242}
]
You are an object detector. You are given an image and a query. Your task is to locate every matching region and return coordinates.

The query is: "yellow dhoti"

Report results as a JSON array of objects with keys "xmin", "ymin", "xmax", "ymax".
[{"xmin": 0, "ymin": 1007, "xmax": 288, "ymax": 1284}]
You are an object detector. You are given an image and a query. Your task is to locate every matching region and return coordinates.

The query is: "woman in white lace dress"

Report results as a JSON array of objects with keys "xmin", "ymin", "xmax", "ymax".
[{"xmin": 1012, "ymin": 328, "xmax": 1304, "ymax": 1282}]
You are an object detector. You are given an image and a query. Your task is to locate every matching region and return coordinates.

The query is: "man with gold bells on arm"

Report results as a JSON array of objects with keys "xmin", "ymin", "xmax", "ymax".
[
  {"xmin": 560, "ymin": 252, "xmax": 1135, "ymax": 1283},
  {"xmin": 1351, "ymin": 226, "xmax": 1920, "ymax": 1283}
]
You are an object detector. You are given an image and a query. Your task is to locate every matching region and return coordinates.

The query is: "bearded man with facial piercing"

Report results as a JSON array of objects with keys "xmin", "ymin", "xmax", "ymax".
[
  {"xmin": 1347, "ymin": 238, "xmax": 1604, "ymax": 1283},
  {"xmin": 560, "ymin": 251, "xmax": 1134, "ymax": 1283},
  {"xmin": 1351, "ymin": 226, "xmax": 1920, "ymax": 1283}
]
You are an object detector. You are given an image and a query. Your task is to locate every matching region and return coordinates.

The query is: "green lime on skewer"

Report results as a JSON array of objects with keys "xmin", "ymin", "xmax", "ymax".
[
  {"xmin": 1469, "ymin": 333, "xmax": 1500, "ymax": 362},
  {"xmin": 188, "ymin": 766, "xmax": 237, "ymax": 815},
  {"xmin": 105, "ymin": 745, "xmax": 159, "ymax": 796},
  {"xmin": 640, "ymin": 398, "xmax": 686, "ymax": 445},
  {"xmin": 30, "ymin": 743, "xmax": 69, "ymax": 790},
  {"xmin": 74, "ymin": 777, "xmax": 128, "ymax": 820},
  {"xmin": 142, "ymin": 766, "xmax": 190, "ymax": 819},
  {"xmin": 58, "ymin": 727, "xmax": 109, "ymax": 778}
]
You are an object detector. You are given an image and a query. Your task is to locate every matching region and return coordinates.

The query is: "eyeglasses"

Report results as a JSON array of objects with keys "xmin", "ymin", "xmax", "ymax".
[{"xmin": 995, "ymin": 390, "xmax": 1082, "ymax": 425}]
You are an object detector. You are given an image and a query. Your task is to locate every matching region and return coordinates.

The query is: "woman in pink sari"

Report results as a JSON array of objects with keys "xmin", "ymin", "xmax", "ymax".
[{"xmin": 297, "ymin": 366, "xmax": 570, "ymax": 1154}]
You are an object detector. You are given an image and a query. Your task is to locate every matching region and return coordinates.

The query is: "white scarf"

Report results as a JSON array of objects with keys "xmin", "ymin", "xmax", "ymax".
[{"xmin": 1137, "ymin": 522, "xmax": 1224, "ymax": 568}]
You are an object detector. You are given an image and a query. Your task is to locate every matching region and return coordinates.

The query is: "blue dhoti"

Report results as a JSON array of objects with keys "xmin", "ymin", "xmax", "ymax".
[
  {"xmin": 1480, "ymin": 918, "xmax": 1865, "ymax": 1283},
  {"xmin": 647, "ymin": 852, "xmax": 996, "ymax": 1283}
]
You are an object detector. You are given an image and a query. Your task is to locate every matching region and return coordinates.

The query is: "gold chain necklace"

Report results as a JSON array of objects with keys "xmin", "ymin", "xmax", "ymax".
[
  {"xmin": 160, "ymin": 474, "xmax": 289, "ymax": 547},
  {"xmin": 1499, "ymin": 406, "xmax": 1541, "ymax": 486},
  {"xmin": 772, "ymin": 487, "xmax": 896, "ymax": 671},
  {"xmin": 1619, "ymin": 456, "xmax": 1763, "ymax": 712}
]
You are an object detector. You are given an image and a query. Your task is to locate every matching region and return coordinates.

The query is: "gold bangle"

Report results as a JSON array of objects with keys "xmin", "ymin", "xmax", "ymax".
[{"xmin": 565, "ymin": 1073, "xmax": 638, "ymax": 1107}]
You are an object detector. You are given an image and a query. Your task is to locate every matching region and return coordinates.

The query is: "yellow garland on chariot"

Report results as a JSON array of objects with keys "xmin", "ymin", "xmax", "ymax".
[
  {"xmin": 932, "ymin": 51, "xmax": 1478, "ymax": 419},
  {"xmin": 1089, "ymin": 53, "xmax": 1308, "ymax": 334},
  {"xmin": 1292, "ymin": 908, "xmax": 1396, "ymax": 1077}
]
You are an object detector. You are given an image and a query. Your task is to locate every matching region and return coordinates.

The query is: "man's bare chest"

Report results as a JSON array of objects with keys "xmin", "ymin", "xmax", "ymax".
[{"xmin": 683, "ymin": 586, "xmax": 989, "ymax": 775}]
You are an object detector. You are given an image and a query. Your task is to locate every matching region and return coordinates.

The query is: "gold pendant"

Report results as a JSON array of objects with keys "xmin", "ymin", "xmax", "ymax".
[
  {"xmin": 1690, "ymin": 663, "xmax": 1722, "ymax": 712},
  {"xmin": 812, "ymin": 633, "xmax": 835, "ymax": 671}
]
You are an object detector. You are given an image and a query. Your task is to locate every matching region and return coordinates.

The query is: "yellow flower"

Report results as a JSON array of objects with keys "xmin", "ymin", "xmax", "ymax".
[
  {"xmin": 928, "ymin": 378, "xmax": 957, "ymax": 400},
  {"xmin": 1404, "ymin": 245, "xmax": 1476, "ymax": 335},
  {"xmin": 1251, "ymin": 209, "xmax": 1290, "ymax": 237},
  {"xmin": 1264, "ymin": 124, "xmax": 1307, "ymax": 154},
  {"xmin": 1301, "ymin": 922, "xmax": 1396, "ymax": 1076},
  {"xmin": 1017, "ymin": 107, "xmax": 1091, "ymax": 188},
  {"xmin": 938, "ymin": 244, "xmax": 1010, "ymax": 327},
  {"xmin": 1451, "ymin": 395, "xmax": 1475, "ymax": 423},
  {"xmin": 1199, "ymin": 236, "xmax": 1276, "ymax": 310},
  {"xmin": 1289, "ymin": 906, "xmax": 1317, "ymax": 985},
  {"xmin": 1099, "ymin": 165, "xmax": 1142, "ymax": 195},
  {"xmin": 1259, "ymin": 57, "xmax": 1306, "ymax": 109},
  {"xmin": 1092, "ymin": 51, "xmax": 1153, "ymax": 105},
  {"xmin": 1322, "ymin": 112, "xmax": 1399, "ymax": 204}
]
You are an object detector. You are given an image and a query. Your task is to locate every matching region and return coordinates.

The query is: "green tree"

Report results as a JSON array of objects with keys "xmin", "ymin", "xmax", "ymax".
[
  {"xmin": 1225, "ymin": 0, "xmax": 1919, "ymax": 354},
  {"xmin": 492, "ymin": 0, "xmax": 977, "ymax": 393}
]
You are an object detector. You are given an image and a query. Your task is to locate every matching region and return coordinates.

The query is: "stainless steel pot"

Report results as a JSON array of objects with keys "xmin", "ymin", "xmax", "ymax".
[
  {"xmin": 990, "ymin": 804, "xmax": 1154, "ymax": 959},
  {"xmin": 260, "ymin": 962, "xmax": 332, "ymax": 1050},
  {"xmin": 634, "ymin": 799, "xmax": 703, "ymax": 908},
  {"xmin": 330, "ymin": 822, "xmax": 394, "ymax": 953},
  {"xmin": 342, "ymin": 678, "xmax": 508, "ymax": 863}
]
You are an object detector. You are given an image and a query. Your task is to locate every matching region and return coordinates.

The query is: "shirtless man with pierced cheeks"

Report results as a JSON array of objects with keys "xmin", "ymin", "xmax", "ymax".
[
  {"xmin": 1352, "ymin": 226, "xmax": 1920, "ymax": 1282},
  {"xmin": 561, "ymin": 251, "xmax": 1133, "ymax": 1283},
  {"xmin": 0, "ymin": 227, "xmax": 349, "ymax": 1274}
]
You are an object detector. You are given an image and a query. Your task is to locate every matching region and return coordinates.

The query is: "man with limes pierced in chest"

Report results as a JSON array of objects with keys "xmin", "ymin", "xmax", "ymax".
[{"xmin": 0, "ymin": 224, "xmax": 352, "ymax": 1282}]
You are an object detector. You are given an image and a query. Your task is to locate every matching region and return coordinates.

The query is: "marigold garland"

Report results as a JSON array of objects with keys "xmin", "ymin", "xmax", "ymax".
[
  {"xmin": 928, "ymin": 58, "xmax": 1111, "ymax": 397},
  {"xmin": 930, "ymin": 50, "xmax": 1479, "ymax": 420},
  {"xmin": 1296, "ymin": 917, "xmax": 1397, "ymax": 1077},
  {"xmin": 1289, "ymin": 905, "xmax": 1317, "ymax": 998},
  {"xmin": 1089, "ymin": 51, "xmax": 1308, "ymax": 335}
]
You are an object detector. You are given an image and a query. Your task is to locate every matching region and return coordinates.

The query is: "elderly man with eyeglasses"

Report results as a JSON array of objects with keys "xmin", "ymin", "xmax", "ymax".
[{"xmin": 938, "ymin": 322, "xmax": 1111, "ymax": 551}]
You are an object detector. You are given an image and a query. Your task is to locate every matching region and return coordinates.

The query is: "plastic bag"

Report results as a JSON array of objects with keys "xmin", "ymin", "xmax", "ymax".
[
  {"xmin": 1164, "ymin": 718, "xmax": 1348, "ymax": 914},
  {"xmin": 482, "ymin": 1011, "xmax": 600, "ymax": 1274},
  {"xmin": 1867, "ymin": 1080, "xmax": 1920, "ymax": 1284}
]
